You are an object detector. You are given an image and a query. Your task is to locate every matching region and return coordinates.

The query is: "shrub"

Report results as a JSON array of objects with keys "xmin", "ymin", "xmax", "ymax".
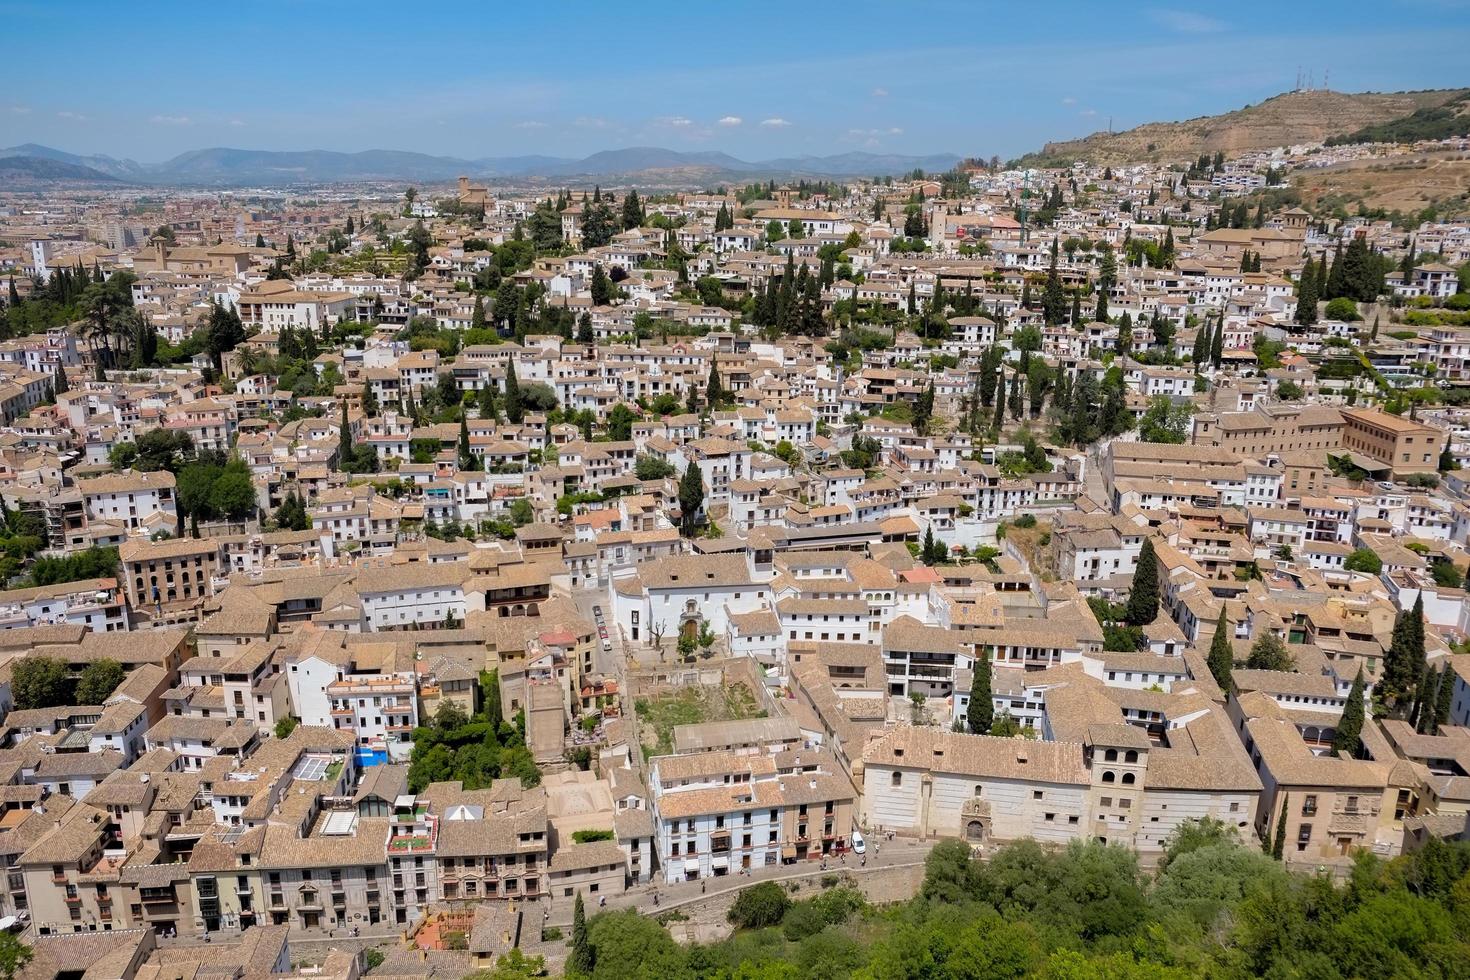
[
  {"xmin": 1324, "ymin": 297, "xmax": 1362, "ymax": 321},
  {"xmin": 729, "ymin": 880, "xmax": 790, "ymax": 929}
]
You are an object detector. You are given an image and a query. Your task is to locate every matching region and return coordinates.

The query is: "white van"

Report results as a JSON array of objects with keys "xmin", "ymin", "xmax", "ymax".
[{"xmin": 851, "ymin": 830, "xmax": 866, "ymax": 855}]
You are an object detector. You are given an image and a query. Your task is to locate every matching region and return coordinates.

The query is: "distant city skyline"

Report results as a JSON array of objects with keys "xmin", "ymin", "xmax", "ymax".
[{"xmin": 5, "ymin": 0, "xmax": 1469, "ymax": 162}]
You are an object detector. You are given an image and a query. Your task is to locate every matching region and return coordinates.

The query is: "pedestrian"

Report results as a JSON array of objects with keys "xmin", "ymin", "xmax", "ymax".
[
  {"xmin": 861, "ymin": 855, "xmax": 867, "ymax": 868},
  {"xmin": 701, "ymin": 881, "xmax": 706, "ymax": 894},
  {"xmin": 599, "ymin": 896, "xmax": 606, "ymax": 908}
]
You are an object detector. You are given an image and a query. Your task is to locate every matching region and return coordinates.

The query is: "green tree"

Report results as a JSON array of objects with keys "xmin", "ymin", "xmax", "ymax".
[
  {"xmin": 569, "ymin": 892, "xmax": 595, "ymax": 976},
  {"xmin": 338, "ymin": 402, "xmax": 352, "ymax": 464},
  {"xmin": 921, "ymin": 838, "xmax": 977, "ymax": 903},
  {"xmin": 1295, "ymin": 258, "xmax": 1319, "ymax": 326},
  {"xmin": 1124, "ymin": 538, "xmax": 1159, "ymax": 626},
  {"xmin": 1207, "ymin": 609, "xmax": 1234, "ymax": 691},
  {"xmin": 1382, "ymin": 596, "xmax": 1425, "ymax": 711},
  {"xmin": 0, "ymin": 932, "xmax": 33, "ymax": 980},
  {"xmin": 1137, "ymin": 396, "xmax": 1191, "ymax": 444},
  {"xmin": 1334, "ymin": 668, "xmax": 1366, "ymax": 757},
  {"xmin": 1042, "ymin": 240, "xmax": 1066, "ymax": 326},
  {"xmin": 504, "ymin": 360, "xmax": 523, "ymax": 424},
  {"xmin": 967, "ymin": 653, "xmax": 993, "ymax": 734},
  {"xmin": 634, "ymin": 455, "xmax": 676, "ymax": 480},
  {"xmin": 913, "ymin": 382, "xmax": 936, "ymax": 435},
  {"xmin": 1247, "ymin": 633, "xmax": 1293, "ymax": 671},
  {"xmin": 606, "ymin": 403, "xmax": 638, "ymax": 441},
  {"xmin": 209, "ymin": 459, "xmax": 258, "ymax": 520},
  {"xmin": 455, "ymin": 414, "xmax": 473, "ymax": 470},
  {"xmin": 590, "ymin": 264, "xmax": 613, "ymax": 306},
  {"xmin": 728, "ymin": 881, "xmax": 790, "ymax": 929},
  {"xmin": 1344, "ymin": 548, "xmax": 1383, "ymax": 574},
  {"xmin": 12, "ymin": 655, "xmax": 70, "ymax": 709},
  {"xmin": 1434, "ymin": 664, "xmax": 1454, "ymax": 729},
  {"xmin": 705, "ymin": 360, "xmax": 726, "ymax": 410},
  {"xmin": 75, "ymin": 658, "xmax": 125, "ymax": 704},
  {"xmin": 274, "ymin": 716, "xmax": 299, "ymax": 739},
  {"xmin": 1271, "ymin": 798, "xmax": 1288, "ymax": 859},
  {"xmin": 678, "ymin": 463, "xmax": 705, "ymax": 536},
  {"xmin": 620, "ymin": 189, "xmax": 644, "ymax": 231}
]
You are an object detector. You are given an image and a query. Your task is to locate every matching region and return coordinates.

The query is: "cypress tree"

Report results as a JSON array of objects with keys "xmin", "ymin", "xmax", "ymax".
[
  {"xmin": 458, "ymin": 413, "xmax": 474, "ymax": 470},
  {"xmin": 1271, "ymin": 797, "xmax": 1288, "ymax": 860},
  {"xmin": 678, "ymin": 463, "xmax": 705, "ymax": 536},
  {"xmin": 1382, "ymin": 596, "xmax": 1425, "ymax": 713},
  {"xmin": 967, "ymin": 654, "xmax": 993, "ymax": 734},
  {"xmin": 1070, "ymin": 291, "xmax": 1082, "ymax": 327},
  {"xmin": 1333, "ymin": 668, "xmax": 1365, "ymax": 757},
  {"xmin": 921, "ymin": 526, "xmax": 938, "ymax": 566},
  {"xmin": 1315, "ymin": 251, "xmax": 1328, "ymax": 297},
  {"xmin": 992, "ymin": 370, "xmax": 1006, "ymax": 431},
  {"xmin": 1192, "ymin": 322, "xmax": 1209, "ymax": 366},
  {"xmin": 705, "ymin": 358, "xmax": 725, "ymax": 410},
  {"xmin": 569, "ymin": 892, "xmax": 594, "ymax": 976},
  {"xmin": 338, "ymin": 402, "xmax": 352, "ymax": 464},
  {"xmin": 1415, "ymin": 667, "xmax": 1439, "ymax": 733},
  {"xmin": 1042, "ymin": 240, "xmax": 1066, "ymax": 326},
  {"xmin": 1207, "ymin": 608, "xmax": 1234, "ymax": 691},
  {"xmin": 53, "ymin": 362, "xmax": 68, "ymax": 395},
  {"xmin": 1434, "ymin": 664, "xmax": 1454, "ymax": 729},
  {"xmin": 1295, "ymin": 258, "xmax": 1319, "ymax": 326},
  {"xmin": 1007, "ymin": 369, "xmax": 1024, "ymax": 421},
  {"xmin": 1125, "ymin": 538, "xmax": 1159, "ymax": 626},
  {"xmin": 1325, "ymin": 243, "xmax": 1345, "ymax": 299},
  {"xmin": 504, "ymin": 360, "xmax": 523, "ymax": 424},
  {"xmin": 1211, "ymin": 314, "xmax": 1225, "ymax": 367}
]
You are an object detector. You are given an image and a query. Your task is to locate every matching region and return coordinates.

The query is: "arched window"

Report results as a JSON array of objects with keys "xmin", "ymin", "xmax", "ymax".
[
  {"xmin": 1102, "ymin": 771, "xmax": 1116, "ymax": 783},
  {"xmin": 1103, "ymin": 749, "xmax": 1118, "ymax": 761},
  {"xmin": 1124, "ymin": 750, "xmax": 1139, "ymax": 764},
  {"xmin": 1122, "ymin": 772, "xmax": 1136, "ymax": 785}
]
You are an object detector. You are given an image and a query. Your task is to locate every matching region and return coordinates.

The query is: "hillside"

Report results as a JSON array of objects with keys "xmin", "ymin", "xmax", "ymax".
[
  {"xmin": 0, "ymin": 155, "xmax": 121, "ymax": 182},
  {"xmin": 1291, "ymin": 153, "xmax": 1470, "ymax": 219},
  {"xmin": 1019, "ymin": 88, "xmax": 1468, "ymax": 166}
]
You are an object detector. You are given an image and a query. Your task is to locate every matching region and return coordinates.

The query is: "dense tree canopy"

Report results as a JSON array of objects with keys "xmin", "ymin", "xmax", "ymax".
[{"xmin": 570, "ymin": 831, "xmax": 1470, "ymax": 980}]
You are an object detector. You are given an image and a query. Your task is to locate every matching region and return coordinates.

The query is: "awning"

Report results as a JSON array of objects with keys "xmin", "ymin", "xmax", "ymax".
[
  {"xmin": 710, "ymin": 857, "xmax": 729, "ymax": 870},
  {"xmin": 781, "ymin": 845, "xmax": 797, "ymax": 859},
  {"xmin": 683, "ymin": 859, "xmax": 700, "ymax": 872}
]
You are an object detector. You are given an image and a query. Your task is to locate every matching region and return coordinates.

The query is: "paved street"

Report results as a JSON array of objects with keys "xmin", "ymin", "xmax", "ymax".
[{"xmin": 541, "ymin": 834, "xmax": 937, "ymax": 928}]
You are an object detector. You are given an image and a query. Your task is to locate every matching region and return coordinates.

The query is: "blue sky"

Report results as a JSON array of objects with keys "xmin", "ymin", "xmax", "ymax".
[{"xmin": 4, "ymin": 0, "xmax": 1469, "ymax": 162}]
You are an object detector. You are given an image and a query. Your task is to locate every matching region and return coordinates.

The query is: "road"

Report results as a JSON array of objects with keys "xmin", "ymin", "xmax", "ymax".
[
  {"xmin": 541, "ymin": 835, "xmax": 937, "ymax": 928},
  {"xmin": 569, "ymin": 583, "xmax": 648, "ymax": 774}
]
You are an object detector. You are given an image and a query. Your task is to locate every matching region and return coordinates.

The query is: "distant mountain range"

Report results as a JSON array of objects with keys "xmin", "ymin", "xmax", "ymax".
[
  {"xmin": 0, "ymin": 153, "xmax": 121, "ymax": 182},
  {"xmin": 0, "ymin": 142, "xmax": 960, "ymax": 186}
]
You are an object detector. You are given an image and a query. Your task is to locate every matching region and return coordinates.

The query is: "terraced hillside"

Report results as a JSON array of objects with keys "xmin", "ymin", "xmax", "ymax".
[{"xmin": 1020, "ymin": 88, "xmax": 1467, "ymax": 166}]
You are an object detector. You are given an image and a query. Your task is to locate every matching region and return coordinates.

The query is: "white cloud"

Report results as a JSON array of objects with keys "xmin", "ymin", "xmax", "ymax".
[
  {"xmin": 1079, "ymin": 108, "xmax": 1098, "ymax": 117},
  {"xmin": 871, "ymin": 87, "xmax": 889, "ymax": 97},
  {"xmin": 228, "ymin": 119, "xmax": 246, "ymax": 127},
  {"xmin": 514, "ymin": 120, "xmax": 548, "ymax": 129},
  {"xmin": 1061, "ymin": 97, "xmax": 1077, "ymax": 105},
  {"xmin": 652, "ymin": 115, "xmax": 693, "ymax": 128},
  {"xmin": 760, "ymin": 117, "xmax": 791, "ymax": 128},
  {"xmin": 847, "ymin": 127, "xmax": 904, "ymax": 137},
  {"xmin": 9, "ymin": 105, "xmax": 31, "ymax": 114},
  {"xmin": 573, "ymin": 116, "xmax": 612, "ymax": 129},
  {"xmin": 149, "ymin": 114, "xmax": 192, "ymax": 126},
  {"xmin": 56, "ymin": 110, "xmax": 88, "ymax": 121},
  {"xmin": 1150, "ymin": 8, "xmax": 1226, "ymax": 33},
  {"xmin": 717, "ymin": 115, "xmax": 743, "ymax": 127}
]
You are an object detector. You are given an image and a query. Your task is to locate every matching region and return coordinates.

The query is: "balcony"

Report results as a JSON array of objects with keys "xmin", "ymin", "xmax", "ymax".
[{"xmin": 139, "ymin": 888, "xmax": 176, "ymax": 905}]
